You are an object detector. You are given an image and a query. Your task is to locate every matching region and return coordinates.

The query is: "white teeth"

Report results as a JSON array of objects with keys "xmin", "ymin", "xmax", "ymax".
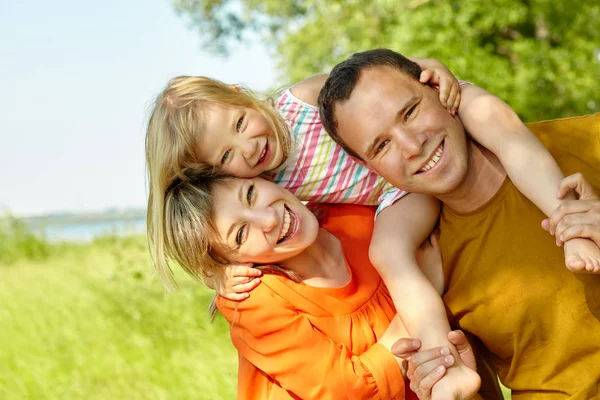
[
  {"xmin": 420, "ymin": 143, "xmax": 444, "ymax": 172},
  {"xmin": 258, "ymin": 146, "xmax": 267, "ymax": 164},
  {"xmin": 278, "ymin": 206, "xmax": 293, "ymax": 242}
]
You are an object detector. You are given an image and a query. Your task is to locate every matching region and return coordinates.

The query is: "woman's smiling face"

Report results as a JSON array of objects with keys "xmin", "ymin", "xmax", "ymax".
[{"xmin": 212, "ymin": 178, "xmax": 319, "ymax": 265}]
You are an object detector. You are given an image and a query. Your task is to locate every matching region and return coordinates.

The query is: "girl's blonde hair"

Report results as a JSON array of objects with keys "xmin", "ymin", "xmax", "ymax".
[{"xmin": 145, "ymin": 76, "xmax": 292, "ymax": 290}]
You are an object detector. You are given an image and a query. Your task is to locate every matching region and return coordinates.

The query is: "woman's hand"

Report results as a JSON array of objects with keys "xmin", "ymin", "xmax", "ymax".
[
  {"xmin": 213, "ymin": 263, "xmax": 262, "ymax": 301},
  {"xmin": 542, "ymin": 173, "xmax": 600, "ymax": 247},
  {"xmin": 392, "ymin": 330, "xmax": 477, "ymax": 399}
]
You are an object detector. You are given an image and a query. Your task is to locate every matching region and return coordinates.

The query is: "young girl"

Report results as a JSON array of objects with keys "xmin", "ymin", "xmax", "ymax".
[{"xmin": 145, "ymin": 56, "xmax": 600, "ymax": 399}]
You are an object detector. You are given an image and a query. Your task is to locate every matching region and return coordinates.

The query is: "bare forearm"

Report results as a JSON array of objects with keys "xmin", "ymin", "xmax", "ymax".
[
  {"xmin": 371, "ymin": 195, "xmax": 454, "ymax": 351},
  {"xmin": 459, "ymin": 85, "xmax": 574, "ymax": 216}
]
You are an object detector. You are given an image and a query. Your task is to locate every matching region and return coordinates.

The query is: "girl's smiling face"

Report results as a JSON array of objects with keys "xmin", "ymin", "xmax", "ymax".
[
  {"xmin": 212, "ymin": 178, "xmax": 319, "ymax": 265},
  {"xmin": 196, "ymin": 105, "xmax": 284, "ymax": 178}
]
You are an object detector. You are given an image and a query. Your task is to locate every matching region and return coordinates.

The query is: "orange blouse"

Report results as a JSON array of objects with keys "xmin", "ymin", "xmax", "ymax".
[{"xmin": 217, "ymin": 204, "xmax": 416, "ymax": 400}]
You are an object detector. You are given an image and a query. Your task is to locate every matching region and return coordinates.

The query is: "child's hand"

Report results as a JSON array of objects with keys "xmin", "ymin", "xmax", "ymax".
[
  {"xmin": 219, "ymin": 263, "xmax": 262, "ymax": 301},
  {"xmin": 419, "ymin": 62, "xmax": 460, "ymax": 116}
]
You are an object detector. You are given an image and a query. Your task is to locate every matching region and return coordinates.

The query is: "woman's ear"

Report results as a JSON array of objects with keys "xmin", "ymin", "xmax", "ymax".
[{"xmin": 231, "ymin": 84, "xmax": 241, "ymax": 93}]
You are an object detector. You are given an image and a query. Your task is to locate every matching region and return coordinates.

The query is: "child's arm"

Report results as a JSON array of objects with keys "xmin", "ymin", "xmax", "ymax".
[
  {"xmin": 458, "ymin": 84, "xmax": 569, "ymax": 216},
  {"xmin": 370, "ymin": 193, "xmax": 480, "ymax": 399},
  {"xmin": 291, "ymin": 57, "xmax": 460, "ymax": 111},
  {"xmin": 459, "ymin": 84, "xmax": 600, "ymax": 272}
]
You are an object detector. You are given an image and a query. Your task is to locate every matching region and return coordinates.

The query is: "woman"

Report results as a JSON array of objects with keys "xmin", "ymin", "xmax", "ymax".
[{"xmin": 158, "ymin": 173, "xmax": 478, "ymax": 399}]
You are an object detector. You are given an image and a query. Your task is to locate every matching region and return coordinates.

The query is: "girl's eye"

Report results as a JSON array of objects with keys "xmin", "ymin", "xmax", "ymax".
[
  {"xmin": 221, "ymin": 149, "xmax": 231, "ymax": 164},
  {"xmin": 236, "ymin": 117, "xmax": 244, "ymax": 132},
  {"xmin": 236, "ymin": 225, "xmax": 246, "ymax": 246},
  {"xmin": 246, "ymin": 184, "xmax": 255, "ymax": 205},
  {"xmin": 374, "ymin": 140, "xmax": 390, "ymax": 155}
]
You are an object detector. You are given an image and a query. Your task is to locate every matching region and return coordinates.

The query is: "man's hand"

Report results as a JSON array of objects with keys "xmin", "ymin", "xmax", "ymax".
[
  {"xmin": 542, "ymin": 173, "xmax": 600, "ymax": 247},
  {"xmin": 392, "ymin": 330, "xmax": 476, "ymax": 399}
]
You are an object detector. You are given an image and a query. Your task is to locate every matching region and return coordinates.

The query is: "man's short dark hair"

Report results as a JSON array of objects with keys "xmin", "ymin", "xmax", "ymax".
[{"xmin": 318, "ymin": 49, "xmax": 422, "ymax": 160}]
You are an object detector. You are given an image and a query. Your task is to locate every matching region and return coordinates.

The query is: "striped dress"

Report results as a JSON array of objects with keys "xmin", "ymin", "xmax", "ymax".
[{"xmin": 269, "ymin": 89, "xmax": 406, "ymax": 215}]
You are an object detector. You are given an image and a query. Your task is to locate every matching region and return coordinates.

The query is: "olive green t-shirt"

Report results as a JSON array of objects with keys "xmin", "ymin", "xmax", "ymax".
[{"xmin": 440, "ymin": 113, "xmax": 600, "ymax": 399}]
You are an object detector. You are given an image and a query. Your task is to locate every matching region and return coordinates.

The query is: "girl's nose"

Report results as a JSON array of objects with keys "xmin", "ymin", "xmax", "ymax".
[{"xmin": 238, "ymin": 137, "xmax": 256, "ymax": 161}]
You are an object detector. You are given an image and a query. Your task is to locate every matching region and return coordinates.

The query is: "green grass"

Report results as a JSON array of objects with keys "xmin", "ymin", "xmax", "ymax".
[
  {"xmin": 0, "ymin": 222, "xmax": 511, "ymax": 399},
  {"xmin": 0, "ymin": 234, "xmax": 237, "ymax": 400}
]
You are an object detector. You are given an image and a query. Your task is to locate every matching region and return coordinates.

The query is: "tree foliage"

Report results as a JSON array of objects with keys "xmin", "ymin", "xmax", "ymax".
[{"xmin": 173, "ymin": 0, "xmax": 600, "ymax": 121}]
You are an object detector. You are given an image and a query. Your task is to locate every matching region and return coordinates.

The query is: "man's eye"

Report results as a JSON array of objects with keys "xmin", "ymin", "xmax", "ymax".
[
  {"xmin": 374, "ymin": 140, "xmax": 389, "ymax": 155},
  {"xmin": 236, "ymin": 225, "xmax": 246, "ymax": 246},
  {"xmin": 236, "ymin": 117, "xmax": 244, "ymax": 132},
  {"xmin": 246, "ymin": 184, "xmax": 255, "ymax": 205},
  {"xmin": 405, "ymin": 104, "xmax": 417, "ymax": 120},
  {"xmin": 221, "ymin": 150, "xmax": 231, "ymax": 164}
]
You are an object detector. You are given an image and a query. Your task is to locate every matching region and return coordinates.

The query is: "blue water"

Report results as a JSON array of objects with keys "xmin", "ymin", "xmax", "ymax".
[{"xmin": 34, "ymin": 217, "xmax": 147, "ymax": 242}]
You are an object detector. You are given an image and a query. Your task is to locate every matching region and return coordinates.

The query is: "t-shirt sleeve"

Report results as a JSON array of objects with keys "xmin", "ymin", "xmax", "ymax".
[
  {"xmin": 216, "ymin": 283, "xmax": 406, "ymax": 400},
  {"xmin": 375, "ymin": 187, "xmax": 409, "ymax": 218}
]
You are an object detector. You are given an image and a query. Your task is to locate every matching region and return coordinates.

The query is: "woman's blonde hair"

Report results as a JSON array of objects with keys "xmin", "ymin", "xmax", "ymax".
[
  {"xmin": 160, "ymin": 173, "xmax": 301, "ymax": 293},
  {"xmin": 145, "ymin": 76, "xmax": 292, "ymax": 290}
]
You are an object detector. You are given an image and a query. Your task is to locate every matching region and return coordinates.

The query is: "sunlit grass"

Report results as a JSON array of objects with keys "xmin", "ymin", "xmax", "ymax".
[
  {"xmin": 0, "ymin": 235, "xmax": 237, "ymax": 399},
  {"xmin": 1, "ymin": 224, "xmax": 511, "ymax": 399}
]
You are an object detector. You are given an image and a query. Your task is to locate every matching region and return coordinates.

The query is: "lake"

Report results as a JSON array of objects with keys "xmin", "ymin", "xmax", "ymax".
[{"xmin": 32, "ymin": 217, "xmax": 147, "ymax": 242}]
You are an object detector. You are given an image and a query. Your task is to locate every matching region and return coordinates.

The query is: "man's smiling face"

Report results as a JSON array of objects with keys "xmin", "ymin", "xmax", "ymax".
[{"xmin": 335, "ymin": 66, "xmax": 469, "ymax": 197}]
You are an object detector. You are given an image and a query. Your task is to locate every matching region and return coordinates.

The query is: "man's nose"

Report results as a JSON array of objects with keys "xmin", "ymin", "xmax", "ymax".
[{"xmin": 393, "ymin": 128, "xmax": 426, "ymax": 159}]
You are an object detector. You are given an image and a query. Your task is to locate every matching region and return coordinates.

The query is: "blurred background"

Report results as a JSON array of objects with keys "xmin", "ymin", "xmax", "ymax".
[{"xmin": 1, "ymin": 0, "xmax": 598, "ymax": 398}]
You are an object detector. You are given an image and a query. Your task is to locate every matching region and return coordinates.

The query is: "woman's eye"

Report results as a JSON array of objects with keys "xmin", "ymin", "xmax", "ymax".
[
  {"xmin": 405, "ymin": 104, "xmax": 417, "ymax": 120},
  {"xmin": 236, "ymin": 117, "xmax": 244, "ymax": 132},
  {"xmin": 236, "ymin": 225, "xmax": 246, "ymax": 246},
  {"xmin": 246, "ymin": 184, "xmax": 255, "ymax": 204},
  {"xmin": 374, "ymin": 140, "xmax": 389, "ymax": 155},
  {"xmin": 221, "ymin": 150, "xmax": 231, "ymax": 164}
]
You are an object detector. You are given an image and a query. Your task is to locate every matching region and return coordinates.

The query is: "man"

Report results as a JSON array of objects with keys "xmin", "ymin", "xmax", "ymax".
[{"xmin": 318, "ymin": 49, "xmax": 600, "ymax": 398}]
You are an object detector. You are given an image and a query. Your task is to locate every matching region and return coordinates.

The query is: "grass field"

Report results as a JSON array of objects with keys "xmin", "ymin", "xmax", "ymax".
[
  {"xmin": 1, "ymin": 219, "xmax": 510, "ymax": 399},
  {"xmin": 0, "ymin": 233, "xmax": 237, "ymax": 400}
]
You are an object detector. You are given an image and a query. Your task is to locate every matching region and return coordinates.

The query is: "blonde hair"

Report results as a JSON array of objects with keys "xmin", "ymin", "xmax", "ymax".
[
  {"xmin": 160, "ymin": 173, "xmax": 301, "ymax": 292},
  {"xmin": 145, "ymin": 76, "xmax": 292, "ymax": 290}
]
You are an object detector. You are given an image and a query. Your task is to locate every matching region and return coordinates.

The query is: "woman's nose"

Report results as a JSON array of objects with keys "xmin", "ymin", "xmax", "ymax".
[{"xmin": 251, "ymin": 207, "xmax": 278, "ymax": 233}]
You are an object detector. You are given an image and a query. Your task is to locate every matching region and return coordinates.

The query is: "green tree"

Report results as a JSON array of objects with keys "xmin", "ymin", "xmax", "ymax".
[{"xmin": 173, "ymin": 0, "xmax": 600, "ymax": 121}]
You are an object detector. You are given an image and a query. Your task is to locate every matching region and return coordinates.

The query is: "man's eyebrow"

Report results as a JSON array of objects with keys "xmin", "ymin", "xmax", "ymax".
[
  {"xmin": 225, "ymin": 183, "xmax": 245, "ymax": 242},
  {"xmin": 364, "ymin": 95, "xmax": 418, "ymax": 159}
]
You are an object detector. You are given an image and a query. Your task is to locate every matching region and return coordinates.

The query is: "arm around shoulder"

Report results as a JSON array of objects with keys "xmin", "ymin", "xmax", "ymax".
[{"xmin": 289, "ymin": 73, "xmax": 329, "ymax": 107}]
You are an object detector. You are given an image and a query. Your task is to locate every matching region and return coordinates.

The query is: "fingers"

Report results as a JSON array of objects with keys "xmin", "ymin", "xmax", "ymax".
[
  {"xmin": 546, "ymin": 199, "xmax": 597, "ymax": 235},
  {"xmin": 405, "ymin": 346, "xmax": 452, "ymax": 379},
  {"xmin": 224, "ymin": 278, "xmax": 261, "ymax": 300},
  {"xmin": 560, "ymin": 224, "xmax": 600, "ymax": 247},
  {"xmin": 410, "ymin": 364, "xmax": 447, "ymax": 399},
  {"xmin": 447, "ymin": 83, "xmax": 460, "ymax": 116},
  {"xmin": 225, "ymin": 263, "xmax": 261, "ymax": 278},
  {"xmin": 391, "ymin": 338, "xmax": 421, "ymax": 359},
  {"xmin": 557, "ymin": 173, "xmax": 599, "ymax": 200},
  {"xmin": 447, "ymin": 330, "xmax": 468, "ymax": 352},
  {"xmin": 419, "ymin": 69, "xmax": 434, "ymax": 84}
]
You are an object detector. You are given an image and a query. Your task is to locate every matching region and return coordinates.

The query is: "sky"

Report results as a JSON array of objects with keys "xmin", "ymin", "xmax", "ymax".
[{"xmin": 0, "ymin": 0, "xmax": 277, "ymax": 216}]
